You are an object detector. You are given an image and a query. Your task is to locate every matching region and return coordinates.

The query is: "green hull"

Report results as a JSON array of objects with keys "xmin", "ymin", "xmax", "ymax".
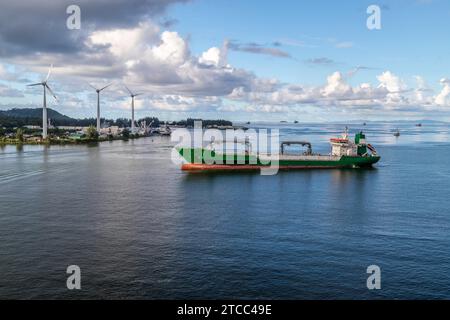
[{"xmin": 178, "ymin": 148, "xmax": 380, "ymax": 170}]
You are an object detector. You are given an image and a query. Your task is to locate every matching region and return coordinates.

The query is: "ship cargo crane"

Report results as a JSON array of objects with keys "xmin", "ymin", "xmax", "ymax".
[{"xmin": 281, "ymin": 141, "xmax": 313, "ymax": 155}]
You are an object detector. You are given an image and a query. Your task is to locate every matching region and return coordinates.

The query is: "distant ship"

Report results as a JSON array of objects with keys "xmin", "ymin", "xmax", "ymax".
[
  {"xmin": 416, "ymin": 123, "xmax": 422, "ymax": 127},
  {"xmin": 294, "ymin": 120, "xmax": 299, "ymax": 124},
  {"xmin": 177, "ymin": 129, "xmax": 380, "ymax": 171},
  {"xmin": 157, "ymin": 125, "xmax": 172, "ymax": 136},
  {"xmin": 394, "ymin": 129, "xmax": 400, "ymax": 137}
]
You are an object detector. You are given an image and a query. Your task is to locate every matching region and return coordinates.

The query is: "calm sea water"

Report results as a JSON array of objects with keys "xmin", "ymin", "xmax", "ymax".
[{"xmin": 1, "ymin": 122, "xmax": 450, "ymax": 299}]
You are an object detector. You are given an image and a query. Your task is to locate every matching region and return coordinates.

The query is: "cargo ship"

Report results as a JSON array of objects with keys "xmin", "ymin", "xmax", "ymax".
[{"xmin": 177, "ymin": 129, "xmax": 380, "ymax": 172}]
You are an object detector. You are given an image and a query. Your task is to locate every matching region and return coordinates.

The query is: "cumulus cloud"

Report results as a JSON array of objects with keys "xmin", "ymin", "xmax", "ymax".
[
  {"xmin": 435, "ymin": 78, "xmax": 450, "ymax": 106},
  {"xmin": 322, "ymin": 72, "xmax": 352, "ymax": 97},
  {"xmin": 2, "ymin": 20, "xmax": 255, "ymax": 103},
  {"xmin": 377, "ymin": 71, "xmax": 406, "ymax": 93},
  {"xmin": 199, "ymin": 47, "xmax": 222, "ymax": 67},
  {"xmin": 223, "ymin": 70, "xmax": 448, "ymax": 114},
  {"xmin": 376, "ymin": 71, "xmax": 409, "ymax": 105}
]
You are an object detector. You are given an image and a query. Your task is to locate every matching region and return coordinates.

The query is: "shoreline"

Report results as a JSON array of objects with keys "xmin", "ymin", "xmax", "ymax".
[{"xmin": 0, "ymin": 134, "xmax": 149, "ymax": 146}]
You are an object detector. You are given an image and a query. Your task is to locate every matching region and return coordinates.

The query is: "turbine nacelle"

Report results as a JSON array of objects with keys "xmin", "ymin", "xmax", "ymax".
[
  {"xmin": 124, "ymin": 84, "xmax": 143, "ymax": 98},
  {"xmin": 88, "ymin": 82, "xmax": 112, "ymax": 94},
  {"xmin": 27, "ymin": 65, "xmax": 58, "ymax": 101}
]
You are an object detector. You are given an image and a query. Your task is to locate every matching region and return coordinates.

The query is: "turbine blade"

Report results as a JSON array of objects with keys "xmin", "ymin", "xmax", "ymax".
[
  {"xmin": 99, "ymin": 83, "xmax": 112, "ymax": 92},
  {"xmin": 45, "ymin": 64, "xmax": 53, "ymax": 82},
  {"xmin": 45, "ymin": 84, "xmax": 58, "ymax": 101},
  {"xmin": 87, "ymin": 82, "xmax": 98, "ymax": 91},
  {"xmin": 134, "ymin": 93, "xmax": 144, "ymax": 97},
  {"xmin": 27, "ymin": 83, "xmax": 43, "ymax": 87},
  {"xmin": 124, "ymin": 84, "xmax": 133, "ymax": 96}
]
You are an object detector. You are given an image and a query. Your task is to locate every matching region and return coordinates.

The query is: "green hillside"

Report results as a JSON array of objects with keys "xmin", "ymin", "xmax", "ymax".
[
  {"xmin": 0, "ymin": 108, "xmax": 73, "ymax": 121},
  {"xmin": 0, "ymin": 108, "xmax": 93, "ymax": 128}
]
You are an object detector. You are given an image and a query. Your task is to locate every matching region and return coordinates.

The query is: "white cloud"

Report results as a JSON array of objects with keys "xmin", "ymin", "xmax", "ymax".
[
  {"xmin": 376, "ymin": 71, "xmax": 408, "ymax": 105},
  {"xmin": 435, "ymin": 78, "xmax": 450, "ymax": 106},
  {"xmin": 377, "ymin": 71, "xmax": 406, "ymax": 93},
  {"xmin": 222, "ymin": 69, "xmax": 450, "ymax": 114},
  {"xmin": 150, "ymin": 95, "xmax": 221, "ymax": 111},
  {"xmin": 152, "ymin": 31, "xmax": 190, "ymax": 65},
  {"xmin": 89, "ymin": 23, "xmax": 161, "ymax": 59},
  {"xmin": 321, "ymin": 72, "xmax": 352, "ymax": 97},
  {"xmin": 199, "ymin": 47, "xmax": 222, "ymax": 66}
]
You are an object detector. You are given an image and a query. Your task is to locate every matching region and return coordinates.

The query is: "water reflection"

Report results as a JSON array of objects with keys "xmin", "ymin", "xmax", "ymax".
[{"xmin": 1, "ymin": 124, "xmax": 450, "ymax": 299}]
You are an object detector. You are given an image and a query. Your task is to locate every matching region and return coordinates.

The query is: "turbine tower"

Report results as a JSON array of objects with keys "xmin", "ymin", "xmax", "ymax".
[
  {"xmin": 124, "ymin": 85, "xmax": 143, "ymax": 133},
  {"xmin": 27, "ymin": 65, "xmax": 57, "ymax": 139},
  {"xmin": 89, "ymin": 83, "xmax": 112, "ymax": 132}
]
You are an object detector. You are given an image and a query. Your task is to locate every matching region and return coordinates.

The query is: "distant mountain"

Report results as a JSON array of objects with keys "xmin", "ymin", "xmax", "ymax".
[
  {"xmin": 0, "ymin": 108, "xmax": 94, "ymax": 128},
  {"xmin": 0, "ymin": 108, "xmax": 151, "ymax": 129},
  {"xmin": 0, "ymin": 108, "xmax": 73, "ymax": 121}
]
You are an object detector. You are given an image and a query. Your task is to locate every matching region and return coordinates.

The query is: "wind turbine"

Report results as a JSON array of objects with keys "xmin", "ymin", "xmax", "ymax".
[
  {"xmin": 124, "ymin": 85, "xmax": 143, "ymax": 133},
  {"xmin": 27, "ymin": 65, "xmax": 57, "ymax": 139},
  {"xmin": 89, "ymin": 83, "xmax": 112, "ymax": 132}
]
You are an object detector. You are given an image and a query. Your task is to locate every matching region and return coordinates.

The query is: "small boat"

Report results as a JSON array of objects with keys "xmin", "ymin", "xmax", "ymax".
[
  {"xmin": 177, "ymin": 129, "xmax": 380, "ymax": 171},
  {"xmin": 416, "ymin": 123, "xmax": 422, "ymax": 127},
  {"xmin": 294, "ymin": 120, "xmax": 299, "ymax": 124},
  {"xmin": 158, "ymin": 125, "xmax": 172, "ymax": 136},
  {"xmin": 394, "ymin": 129, "xmax": 400, "ymax": 137}
]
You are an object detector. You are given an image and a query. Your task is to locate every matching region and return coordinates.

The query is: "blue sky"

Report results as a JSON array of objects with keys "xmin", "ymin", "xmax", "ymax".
[
  {"xmin": 171, "ymin": 0, "xmax": 450, "ymax": 86},
  {"xmin": 1, "ymin": 0, "xmax": 450, "ymax": 122}
]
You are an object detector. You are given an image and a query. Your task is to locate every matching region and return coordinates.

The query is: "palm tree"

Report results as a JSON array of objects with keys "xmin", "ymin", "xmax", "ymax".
[
  {"xmin": 86, "ymin": 125, "xmax": 99, "ymax": 141},
  {"xmin": 16, "ymin": 128, "xmax": 24, "ymax": 143}
]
